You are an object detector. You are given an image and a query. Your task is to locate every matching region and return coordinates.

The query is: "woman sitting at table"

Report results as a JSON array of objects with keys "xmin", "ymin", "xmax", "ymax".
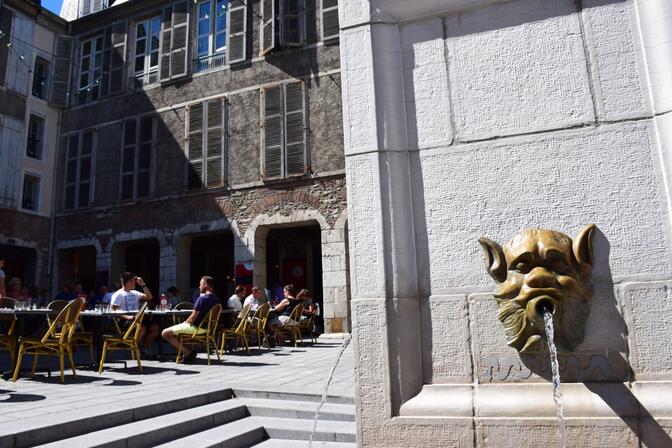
[{"xmin": 267, "ymin": 284, "xmax": 301, "ymax": 334}]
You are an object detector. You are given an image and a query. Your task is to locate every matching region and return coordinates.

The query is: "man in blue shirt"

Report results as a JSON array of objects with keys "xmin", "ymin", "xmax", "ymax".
[{"xmin": 161, "ymin": 275, "xmax": 219, "ymax": 363}]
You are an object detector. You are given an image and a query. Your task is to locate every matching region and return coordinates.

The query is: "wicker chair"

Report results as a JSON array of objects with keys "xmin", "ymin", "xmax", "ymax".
[
  {"xmin": 176, "ymin": 304, "xmax": 222, "ymax": 365},
  {"xmin": 274, "ymin": 304, "xmax": 304, "ymax": 348},
  {"xmin": 98, "ymin": 302, "xmax": 148, "ymax": 373},
  {"xmin": 219, "ymin": 304, "xmax": 251, "ymax": 355}
]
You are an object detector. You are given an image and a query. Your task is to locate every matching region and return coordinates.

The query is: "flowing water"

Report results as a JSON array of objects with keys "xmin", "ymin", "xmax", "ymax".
[
  {"xmin": 544, "ymin": 311, "xmax": 567, "ymax": 448},
  {"xmin": 309, "ymin": 335, "xmax": 352, "ymax": 448}
]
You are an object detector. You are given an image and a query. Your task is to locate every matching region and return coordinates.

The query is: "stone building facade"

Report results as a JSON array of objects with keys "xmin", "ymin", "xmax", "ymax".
[
  {"xmin": 340, "ymin": 0, "xmax": 672, "ymax": 446},
  {"xmin": 0, "ymin": 0, "xmax": 350, "ymax": 333}
]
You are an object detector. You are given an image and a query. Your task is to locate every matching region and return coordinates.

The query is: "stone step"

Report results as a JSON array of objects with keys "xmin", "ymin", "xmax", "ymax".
[
  {"xmin": 233, "ymin": 388, "xmax": 355, "ymax": 405},
  {"xmin": 34, "ymin": 399, "xmax": 249, "ymax": 448},
  {"xmin": 253, "ymin": 439, "xmax": 356, "ymax": 447},
  {"xmin": 155, "ymin": 416, "xmax": 356, "ymax": 448},
  {"xmin": 0, "ymin": 385, "xmax": 234, "ymax": 448},
  {"xmin": 243, "ymin": 397, "xmax": 355, "ymax": 422}
]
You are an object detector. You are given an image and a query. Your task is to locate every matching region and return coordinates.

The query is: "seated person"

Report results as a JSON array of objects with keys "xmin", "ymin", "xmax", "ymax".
[
  {"xmin": 110, "ymin": 272, "xmax": 158, "ymax": 356},
  {"xmin": 243, "ymin": 286, "xmax": 264, "ymax": 312},
  {"xmin": 268, "ymin": 284, "xmax": 302, "ymax": 333},
  {"xmin": 161, "ymin": 276, "xmax": 220, "ymax": 363},
  {"xmin": 297, "ymin": 289, "xmax": 316, "ymax": 321},
  {"xmin": 227, "ymin": 286, "xmax": 245, "ymax": 311},
  {"xmin": 166, "ymin": 286, "xmax": 179, "ymax": 308}
]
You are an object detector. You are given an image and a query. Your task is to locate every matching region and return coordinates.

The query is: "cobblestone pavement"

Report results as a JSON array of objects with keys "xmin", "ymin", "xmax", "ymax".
[{"xmin": 0, "ymin": 340, "xmax": 354, "ymax": 427}]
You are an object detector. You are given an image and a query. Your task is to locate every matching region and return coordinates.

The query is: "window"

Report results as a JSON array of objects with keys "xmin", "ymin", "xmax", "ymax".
[
  {"xmin": 261, "ymin": 0, "xmax": 304, "ymax": 56},
  {"xmin": 64, "ymin": 130, "xmax": 95, "ymax": 210},
  {"xmin": 186, "ymin": 97, "xmax": 226, "ymax": 189},
  {"xmin": 77, "ymin": 36, "xmax": 104, "ymax": 105},
  {"xmin": 26, "ymin": 114, "xmax": 45, "ymax": 159},
  {"xmin": 133, "ymin": 16, "xmax": 161, "ymax": 87},
  {"xmin": 80, "ymin": 0, "xmax": 108, "ymax": 17},
  {"xmin": 194, "ymin": 0, "xmax": 227, "ymax": 72},
  {"xmin": 320, "ymin": 0, "xmax": 339, "ymax": 41},
  {"xmin": 32, "ymin": 57, "xmax": 50, "ymax": 99},
  {"xmin": 121, "ymin": 116, "xmax": 154, "ymax": 201},
  {"xmin": 159, "ymin": 1, "xmax": 191, "ymax": 82},
  {"xmin": 261, "ymin": 81, "xmax": 307, "ymax": 179},
  {"xmin": 21, "ymin": 174, "xmax": 40, "ymax": 211}
]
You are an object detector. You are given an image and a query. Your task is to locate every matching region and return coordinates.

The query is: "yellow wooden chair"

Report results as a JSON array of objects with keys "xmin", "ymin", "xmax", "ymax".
[
  {"xmin": 98, "ymin": 302, "xmax": 147, "ymax": 373},
  {"xmin": 246, "ymin": 303, "xmax": 271, "ymax": 351},
  {"xmin": 299, "ymin": 306, "xmax": 318, "ymax": 344},
  {"xmin": 176, "ymin": 303, "xmax": 222, "ymax": 365},
  {"xmin": 12, "ymin": 299, "xmax": 81, "ymax": 383},
  {"xmin": 219, "ymin": 304, "xmax": 251, "ymax": 355},
  {"xmin": 70, "ymin": 313, "xmax": 95, "ymax": 364},
  {"xmin": 172, "ymin": 301, "xmax": 194, "ymax": 325},
  {"xmin": 0, "ymin": 304, "xmax": 17, "ymax": 366},
  {"xmin": 275, "ymin": 304, "xmax": 305, "ymax": 347}
]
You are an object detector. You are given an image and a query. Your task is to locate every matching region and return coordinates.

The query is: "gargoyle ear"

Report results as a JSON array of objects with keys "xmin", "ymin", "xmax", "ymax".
[
  {"xmin": 573, "ymin": 224, "xmax": 596, "ymax": 267},
  {"xmin": 478, "ymin": 236, "xmax": 507, "ymax": 283}
]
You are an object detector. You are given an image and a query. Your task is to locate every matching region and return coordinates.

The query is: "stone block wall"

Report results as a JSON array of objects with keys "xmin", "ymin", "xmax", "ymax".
[{"xmin": 340, "ymin": 0, "xmax": 672, "ymax": 445}]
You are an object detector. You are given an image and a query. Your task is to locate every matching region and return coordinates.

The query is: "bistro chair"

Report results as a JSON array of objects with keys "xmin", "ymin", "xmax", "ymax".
[
  {"xmin": 219, "ymin": 304, "xmax": 251, "ymax": 355},
  {"xmin": 246, "ymin": 303, "xmax": 271, "ymax": 351},
  {"xmin": 275, "ymin": 304, "xmax": 305, "ymax": 348},
  {"xmin": 46, "ymin": 300, "xmax": 69, "ymax": 327},
  {"xmin": 12, "ymin": 299, "xmax": 81, "ymax": 383},
  {"xmin": 172, "ymin": 301, "xmax": 194, "ymax": 325},
  {"xmin": 0, "ymin": 306, "xmax": 17, "ymax": 365},
  {"xmin": 299, "ymin": 305, "xmax": 318, "ymax": 344},
  {"xmin": 98, "ymin": 302, "xmax": 148, "ymax": 373},
  {"xmin": 70, "ymin": 311, "xmax": 95, "ymax": 364},
  {"xmin": 0, "ymin": 297, "xmax": 17, "ymax": 309},
  {"xmin": 176, "ymin": 303, "xmax": 222, "ymax": 365}
]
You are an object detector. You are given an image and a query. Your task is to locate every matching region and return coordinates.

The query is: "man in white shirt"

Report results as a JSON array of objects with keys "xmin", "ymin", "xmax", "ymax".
[
  {"xmin": 227, "ymin": 285, "xmax": 245, "ymax": 311},
  {"xmin": 110, "ymin": 272, "xmax": 156, "ymax": 355},
  {"xmin": 243, "ymin": 286, "xmax": 264, "ymax": 311}
]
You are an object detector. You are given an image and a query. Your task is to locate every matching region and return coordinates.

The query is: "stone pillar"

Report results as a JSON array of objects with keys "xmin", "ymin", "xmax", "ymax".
[
  {"xmin": 321, "ymin": 227, "xmax": 350, "ymax": 333},
  {"xmin": 250, "ymin": 227, "xmax": 269, "ymax": 290}
]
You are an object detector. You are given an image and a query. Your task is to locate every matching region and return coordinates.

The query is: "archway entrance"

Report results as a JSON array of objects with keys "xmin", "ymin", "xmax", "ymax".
[
  {"xmin": 111, "ymin": 239, "xmax": 160, "ymax": 292},
  {"xmin": 190, "ymin": 231, "xmax": 234, "ymax": 300},
  {"xmin": 57, "ymin": 246, "xmax": 96, "ymax": 292},
  {"xmin": 0, "ymin": 244, "xmax": 38, "ymax": 288}
]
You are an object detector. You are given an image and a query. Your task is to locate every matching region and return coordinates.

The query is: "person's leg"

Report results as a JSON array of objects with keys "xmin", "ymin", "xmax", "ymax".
[
  {"xmin": 162, "ymin": 324, "xmax": 192, "ymax": 356},
  {"xmin": 142, "ymin": 322, "xmax": 160, "ymax": 350}
]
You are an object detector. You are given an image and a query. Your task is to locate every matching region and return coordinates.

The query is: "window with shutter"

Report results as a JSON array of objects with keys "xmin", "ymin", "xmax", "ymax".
[
  {"xmin": 260, "ymin": 0, "xmax": 305, "ymax": 55},
  {"xmin": 76, "ymin": 35, "xmax": 104, "ymax": 105},
  {"xmin": 260, "ymin": 0, "xmax": 276, "ymax": 56},
  {"xmin": 320, "ymin": 0, "xmax": 339, "ymax": 41},
  {"xmin": 159, "ymin": 6, "xmax": 172, "ymax": 82},
  {"xmin": 63, "ymin": 129, "xmax": 95, "ymax": 210},
  {"xmin": 49, "ymin": 35, "xmax": 73, "ymax": 107},
  {"xmin": 26, "ymin": 114, "xmax": 45, "ymax": 160},
  {"xmin": 261, "ymin": 81, "xmax": 307, "ymax": 180},
  {"xmin": 121, "ymin": 116, "xmax": 154, "ymax": 201},
  {"xmin": 159, "ymin": 1, "xmax": 190, "ymax": 81},
  {"xmin": 226, "ymin": 0, "xmax": 247, "ymax": 64},
  {"xmin": 109, "ymin": 20, "xmax": 127, "ymax": 94},
  {"xmin": 186, "ymin": 97, "xmax": 226, "ymax": 189},
  {"xmin": 21, "ymin": 174, "xmax": 40, "ymax": 212},
  {"xmin": 280, "ymin": 0, "xmax": 303, "ymax": 46}
]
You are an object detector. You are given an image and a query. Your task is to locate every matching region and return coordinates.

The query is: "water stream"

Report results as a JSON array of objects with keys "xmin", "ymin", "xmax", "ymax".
[
  {"xmin": 309, "ymin": 335, "xmax": 352, "ymax": 448},
  {"xmin": 544, "ymin": 311, "xmax": 567, "ymax": 448}
]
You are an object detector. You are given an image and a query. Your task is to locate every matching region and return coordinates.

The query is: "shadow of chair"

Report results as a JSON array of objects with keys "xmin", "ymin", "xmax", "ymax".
[
  {"xmin": 98, "ymin": 302, "xmax": 148, "ymax": 373},
  {"xmin": 176, "ymin": 303, "xmax": 222, "ymax": 365},
  {"xmin": 275, "ymin": 304, "xmax": 304, "ymax": 348},
  {"xmin": 12, "ymin": 299, "xmax": 82, "ymax": 383},
  {"xmin": 219, "ymin": 304, "xmax": 251, "ymax": 355}
]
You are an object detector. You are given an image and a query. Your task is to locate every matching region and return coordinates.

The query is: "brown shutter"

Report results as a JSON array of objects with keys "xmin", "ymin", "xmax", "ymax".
[
  {"xmin": 109, "ymin": 20, "xmax": 127, "ymax": 94},
  {"xmin": 187, "ymin": 102, "xmax": 204, "ymax": 189},
  {"xmin": 100, "ymin": 27, "xmax": 112, "ymax": 97},
  {"xmin": 284, "ymin": 81, "xmax": 306, "ymax": 176},
  {"xmin": 159, "ymin": 5, "xmax": 173, "ymax": 82},
  {"xmin": 260, "ymin": 0, "xmax": 276, "ymax": 56},
  {"xmin": 206, "ymin": 98, "xmax": 225, "ymax": 188},
  {"xmin": 281, "ymin": 0, "xmax": 303, "ymax": 46},
  {"xmin": 262, "ymin": 86, "xmax": 283, "ymax": 179},
  {"xmin": 321, "ymin": 0, "xmax": 339, "ymax": 41},
  {"xmin": 121, "ymin": 119, "xmax": 136, "ymax": 200},
  {"xmin": 49, "ymin": 35, "xmax": 73, "ymax": 107},
  {"xmin": 227, "ymin": 0, "xmax": 247, "ymax": 64},
  {"xmin": 170, "ymin": 1, "xmax": 189, "ymax": 79}
]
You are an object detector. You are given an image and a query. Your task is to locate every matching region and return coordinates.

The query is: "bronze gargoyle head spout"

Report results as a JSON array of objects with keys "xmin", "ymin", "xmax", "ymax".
[{"xmin": 478, "ymin": 225, "xmax": 596, "ymax": 353}]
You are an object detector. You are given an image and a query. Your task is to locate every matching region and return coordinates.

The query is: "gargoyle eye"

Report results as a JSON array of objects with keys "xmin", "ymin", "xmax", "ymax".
[{"xmin": 515, "ymin": 262, "xmax": 531, "ymax": 273}]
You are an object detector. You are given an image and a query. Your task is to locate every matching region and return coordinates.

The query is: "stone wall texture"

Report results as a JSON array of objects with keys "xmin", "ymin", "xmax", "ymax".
[{"xmin": 342, "ymin": 0, "xmax": 672, "ymax": 445}]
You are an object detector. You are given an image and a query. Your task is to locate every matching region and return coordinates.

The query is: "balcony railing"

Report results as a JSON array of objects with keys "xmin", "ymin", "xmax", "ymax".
[
  {"xmin": 129, "ymin": 70, "xmax": 159, "ymax": 89},
  {"xmin": 192, "ymin": 52, "xmax": 227, "ymax": 74}
]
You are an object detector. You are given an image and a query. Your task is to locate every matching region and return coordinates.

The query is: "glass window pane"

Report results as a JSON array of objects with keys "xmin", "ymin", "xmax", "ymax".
[
  {"xmin": 96, "ymin": 37, "xmax": 103, "ymax": 50},
  {"xmin": 121, "ymin": 175, "xmax": 134, "ymax": 200},
  {"xmin": 80, "ymin": 157, "xmax": 91, "ymax": 181},
  {"xmin": 199, "ymin": 2, "xmax": 210, "ymax": 19},
  {"xmin": 150, "ymin": 52, "xmax": 158, "ymax": 67},
  {"xmin": 83, "ymin": 41, "xmax": 91, "ymax": 55},
  {"xmin": 151, "ymin": 17, "xmax": 161, "ymax": 35},
  {"xmin": 65, "ymin": 185, "xmax": 75, "ymax": 209},
  {"xmin": 198, "ymin": 19, "xmax": 210, "ymax": 36},
  {"xmin": 67, "ymin": 160, "xmax": 78, "ymax": 183},
  {"xmin": 137, "ymin": 22, "xmax": 147, "ymax": 38},
  {"xmin": 215, "ymin": 33, "xmax": 226, "ymax": 50},
  {"xmin": 135, "ymin": 56, "xmax": 145, "ymax": 73},
  {"xmin": 82, "ymin": 132, "xmax": 93, "ymax": 154},
  {"xmin": 138, "ymin": 144, "xmax": 151, "ymax": 169},
  {"xmin": 151, "ymin": 35, "xmax": 160, "ymax": 51},
  {"xmin": 123, "ymin": 146, "xmax": 135, "ymax": 171},
  {"xmin": 198, "ymin": 37, "xmax": 209, "ymax": 56},
  {"xmin": 79, "ymin": 182, "xmax": 90, "ymax": 207},
  {"xmin": 137, "ymin": 175, "xmax": 150, "ymax": 198},
  {"xmin": 124, "ymin": 119, "xmax": 136, "ymax": 145},
  {"xmin": 140, "ymin": 117, "xmax": 153, "ymax": 141},
  {"xmin": 68, "ymin": 135, "xmax": 79, "ymax": 158},
  {"xmin": 136, "ymin": 39, "xmax": 146, "ymax": 56},
  {"xmin": 81, "ymin": 57, "xmax": 90, "ymax": 72}
]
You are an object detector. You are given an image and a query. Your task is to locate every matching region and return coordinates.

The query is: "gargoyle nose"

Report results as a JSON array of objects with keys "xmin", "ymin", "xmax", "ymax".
[{"xmin": 525, "ymin": 267, "xmax": 555, "ymax": 288}]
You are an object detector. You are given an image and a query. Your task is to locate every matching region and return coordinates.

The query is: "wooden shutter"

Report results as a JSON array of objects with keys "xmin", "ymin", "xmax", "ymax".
[
  {"xmin": 109, "ymin": 20, "xmax": 127, "ymax": 94},
  {"xmin": 7, "ymin": 13, "xmax": 33, "ymax": 96},
  {"xmin": 64, "ymin": 133, "xmax": 80, "ymax": 210},
  {"xmin": 0, "ymin": 4, "xmax": 12, "ymax": 87},
  {"xmin": 206, "ymin": 98, "xmax": 225, "ymax": 188},
  {"xmin": 284, "ymin": 81, "xmax": 306, "ymax": 176},
  {"xmin": 280, "ymin": 0, "xmax": 302, "ymax": 46},
  {"xmin": 321, "ymin": 0, "xmax": 339, "ymax": 41},
  {"xmin": 79, "ymin": 130, "xmax": 94, "ymax": 207},
  {"xmin": 187, "ymin": 102, "xmax": 204, "ymax": 189},
  {"xmin": 262, "ymin": 86, "xmax": 283, "ymax": 179},
  {"xmin": 260, "ymin": 0, "xmax": 276, "ymax": 56},
  {"xmin": 170, "ymin": 1, "xmax": 190, "ymax": 79},
  {"xmin": 81, "ymin": 0, "xmax": 91, "ymax": 16},
  {"xmin": 159, "ymin": 5, "xmax": 173, "ymax": 82},
  {"xmin": 121, "ymin": 119, "xmax": 136, "ymax": 200},
  {"xmin": 99, "ymin": 27, "xmax": 112, "ymax": 97},
  {"xmin": 50, "ymin": 35, "xmax": 73, "ymax": 107},
  {"xmin": 227, "ymin": 0, "xmax": 247, "ymax": 64},
  {"xmin": 92, "ymin": 0, "xmax": 105, "ymax": 13}
]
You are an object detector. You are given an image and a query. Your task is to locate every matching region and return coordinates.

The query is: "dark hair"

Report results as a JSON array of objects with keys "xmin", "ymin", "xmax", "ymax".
[
  {"xmin": 251, "ymin": 286, "xmax": 260, "ymax": 293},
  {"xmin": 120, "ymin": 272, "xmax": 135, "ymax": 285},
  {"xmin": 284, "ymin": 284, "xmax": 296, "ymax": 296},
  {"xmin": 297, "ymin": 289, "xmax": 310, "ymax": 300},
  {"xmin": 201, "ymin": 276, "xmax": 214, "ymax": 289},
  {"xmin": 235, "ymin": 285, "xmax": 245, "ymax": 294}
]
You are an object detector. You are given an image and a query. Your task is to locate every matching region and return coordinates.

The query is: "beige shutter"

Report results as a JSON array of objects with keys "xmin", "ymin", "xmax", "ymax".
[
  {"xmin": 280, "ymin": 0, "xmax": 303, "ymax": 46},
  {"xmin": 206, "ymin": 98, "xmax": 225, "ymax": 188},
  {"xmin": 262, "ymin": 86, "xmax": 283, "ymax": 179},
  {"xmin": 321, "ymin": 0, "xmax": 339, "ymax": 41},
  {"xmin": 227, "ymin": 0, "xmax": 247, "ymax": 64},
  {"xmin": 159, "ymin": 5, "xmax": 173, "ymax": 82},
  {"xmin": 187, "ymin": 102, "xmax": 204, "ymax": 189},
  {"xmin": 170, "ymin": 1, "xmax": 190, "ymax": 79},
  {"xmin": 109, "ymin": 20, "xmax": 127, "ymax": 94},
  {"xmin": 260, "ymin": 0, "xmax": 276, "ymax": 56},
  {"xmin": 49, "ymin": 35, "xmax": 73, "ymax": 107},
  {"xmin": 284, "ymin": 81, "xmax": 306, "ymax": 176}
]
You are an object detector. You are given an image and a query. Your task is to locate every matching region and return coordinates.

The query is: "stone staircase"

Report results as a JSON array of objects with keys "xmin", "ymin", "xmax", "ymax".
[{"xmin": 3, "ymin": 388, "xmax": 356, "ymax": 448}]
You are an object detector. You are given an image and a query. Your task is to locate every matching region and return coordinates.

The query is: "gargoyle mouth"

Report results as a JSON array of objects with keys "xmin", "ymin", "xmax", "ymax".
[{"xmin": 526, "ymin": 295, "xmax": 559, "ymax": 327}]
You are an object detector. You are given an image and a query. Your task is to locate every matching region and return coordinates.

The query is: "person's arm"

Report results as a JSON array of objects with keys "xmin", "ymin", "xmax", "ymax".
[
  {"xmin": 273, "ymin": 298, "xmax": 289, "ymax": 312},
  {"xmin": 136, "ymin": 278, "xmax": 153, "ymax": 302},
  {"xmin": 185, "ymin": 309, "xmax": 199, "ymax": 325}
]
